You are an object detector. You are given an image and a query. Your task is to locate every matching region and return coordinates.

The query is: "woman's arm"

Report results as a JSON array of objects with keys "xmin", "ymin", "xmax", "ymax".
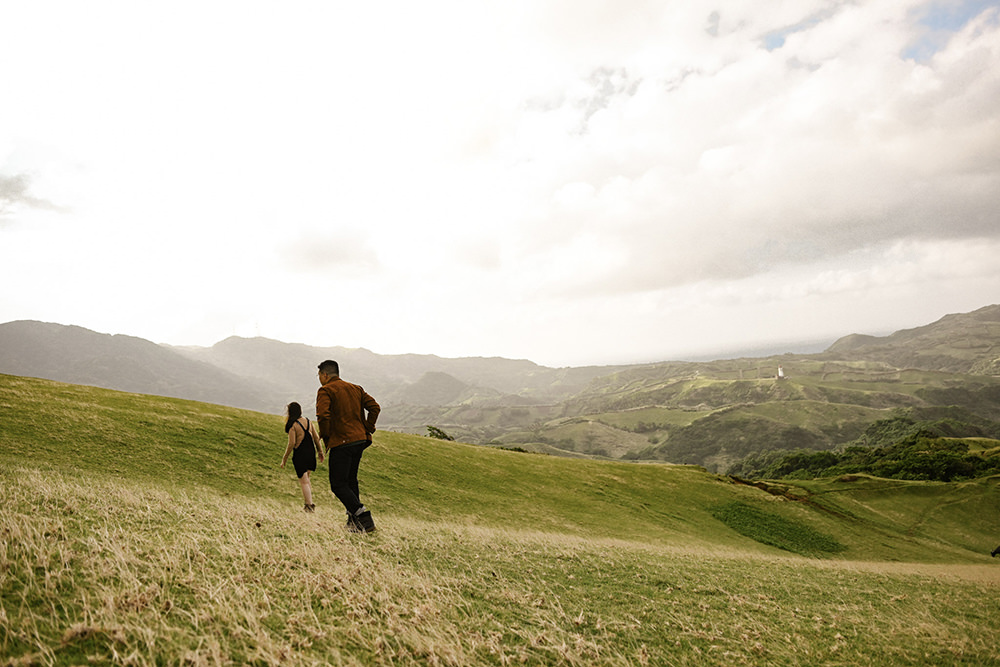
[
  {"xmin": 280, "ymin": 424, "xmax": 301, "ymax": 468},
  {"xmin": 310, "ymin": 421, "xmax": 325, "ymax": 462}
]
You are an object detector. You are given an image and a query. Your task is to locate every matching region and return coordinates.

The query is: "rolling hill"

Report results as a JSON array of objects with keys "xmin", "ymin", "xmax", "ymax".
[
  {"xmin": 1, "ymin": 371, "xmax": 997, "ymax": 561},
  {"xmin": 823, "ymin": 303, "xmax": 1000, "ymax": 373},
  {"xmin": 0, "ymin": 320, "xmax": 276, "ymax": 411},
  {"xmin": 2, "ymin": 304, "xmax": 999, "ymax": 472},
  {"xmin": 486, "ymin": 305, "xmax": 1000, "ymax": 467},
  {"xmin": 0, "ymin": 320, "xmax": 630, "ymax": 415},
  {"xmin": 1, "ymin": 372, "xmax": 998, "ymax": 665}
]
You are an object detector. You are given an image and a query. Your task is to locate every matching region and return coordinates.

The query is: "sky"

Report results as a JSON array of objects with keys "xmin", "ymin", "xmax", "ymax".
[{"xmin": 1, "ymin": 0, "xmax": 999, "ymax": 368}]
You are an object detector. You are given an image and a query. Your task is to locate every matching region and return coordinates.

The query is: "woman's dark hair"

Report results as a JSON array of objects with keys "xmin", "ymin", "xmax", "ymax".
[{"xmin": 285, "ymin": 402, "xmax": 302, "ymax": 433}]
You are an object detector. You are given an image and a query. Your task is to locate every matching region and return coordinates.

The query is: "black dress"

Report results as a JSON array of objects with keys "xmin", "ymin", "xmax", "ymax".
[{"xmin": 292, "ymin": 418, "xmax": 318, "ymax": 478}]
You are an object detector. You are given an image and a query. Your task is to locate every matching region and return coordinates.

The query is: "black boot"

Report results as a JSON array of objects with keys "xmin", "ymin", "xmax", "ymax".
[{"xmin": 353, "ymin": 506, "xmax": 376, "ymax": 533}]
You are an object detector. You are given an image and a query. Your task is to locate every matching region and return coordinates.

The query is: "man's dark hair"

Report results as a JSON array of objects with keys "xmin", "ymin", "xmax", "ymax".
[{"xmin": 318, "ymin": 359, "xmax": 340, "ymax": 376}]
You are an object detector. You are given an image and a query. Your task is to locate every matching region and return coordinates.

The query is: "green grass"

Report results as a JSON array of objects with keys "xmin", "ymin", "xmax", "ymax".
[
  {"xmin": 383, "ymin": 350, "xmax": 1000, "ymax": 469},
  {"xmin": 737, "ymin": 400, "xmax": 884, "ymax": 430},
  {"xmin": 3, "ymin": 468, "xmax": 999, "ymax": 666},
  {"xmin": 964, "ymin": 437, "xmax": 1000, "ymax": 454},
  {"xmin": 2, "ymin": 373, "xmax": 1000, "ymax": 666},
  {"xmin": 590, "ymin": 406, "xmax": 711, "ymax": 429},
  {"xmin": 530, "ymin": 359, "xmax": 1000, "ymax": 464},
  {"xmin": 709, "ymin": 502, "xmax": 847, "ymax": 556}
]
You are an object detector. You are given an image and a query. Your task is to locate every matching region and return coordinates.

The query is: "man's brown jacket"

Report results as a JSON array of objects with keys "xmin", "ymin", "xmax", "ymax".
[{"xmin": 316, "ymin": 377, "xmax": 380, "ymax": 449}]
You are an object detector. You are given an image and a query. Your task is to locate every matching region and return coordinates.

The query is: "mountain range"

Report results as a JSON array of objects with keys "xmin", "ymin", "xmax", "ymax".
[
  {"xmin": 0, "ymin": 319, "xmax": 629, "ymax": 415},
  {"xmin": 2, "ymin": 303, "xmax": 999, "ymax": 471}
]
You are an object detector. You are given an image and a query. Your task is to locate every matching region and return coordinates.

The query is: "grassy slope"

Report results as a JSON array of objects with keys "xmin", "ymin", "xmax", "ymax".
[
  {"xmin": 2, "ymin": 373, "xmax": 1000, "ymax": 666},
  {"xmin": 510, "ymin": 360, "xmax": 1000, "ymax": 467}
]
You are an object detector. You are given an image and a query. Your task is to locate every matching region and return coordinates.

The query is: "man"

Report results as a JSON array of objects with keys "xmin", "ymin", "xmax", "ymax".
[{"xmin": 316, "ymin": 359, "xmax": 381, "ymax": 533}]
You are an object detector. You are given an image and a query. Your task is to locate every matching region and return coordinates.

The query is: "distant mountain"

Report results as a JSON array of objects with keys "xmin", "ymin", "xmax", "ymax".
[
  {"xmin": 171, "ymin": 335, "xmax": 629, "ymax": 415},
  {"xmin": 3, "ymin": 304, "xmax": 999, "ymax": 471},
  {"xmin": 823, "ymin": 304, "xmax": 1000, "ymax": 374},
  {"xmin": 393, "ymin": 371, "xmax": 495, "ymax": 406},
  {"xmin": 0, "ymin": 321, "xmax": 630, "ymax": 422},
  {"xmin": 0, "ymin": 321, "xmax": 275, "ymax": 412}
]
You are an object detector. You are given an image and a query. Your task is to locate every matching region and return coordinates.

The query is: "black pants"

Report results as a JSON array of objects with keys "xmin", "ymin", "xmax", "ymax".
[{"xmin": 327, "ymin": 441, "xmax": 369, "ymax": 514}]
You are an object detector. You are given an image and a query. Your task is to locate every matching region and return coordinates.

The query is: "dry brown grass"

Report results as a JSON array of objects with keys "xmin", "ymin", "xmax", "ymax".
[{"xmin": 3, "ymin": 466, "xmax": 1000, "ymax": 666}]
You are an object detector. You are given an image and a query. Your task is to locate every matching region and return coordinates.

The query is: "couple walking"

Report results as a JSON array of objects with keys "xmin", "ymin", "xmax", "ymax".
[{"xmin": 281, "ymin": 359, "xmax": 381, "ymax": 533}]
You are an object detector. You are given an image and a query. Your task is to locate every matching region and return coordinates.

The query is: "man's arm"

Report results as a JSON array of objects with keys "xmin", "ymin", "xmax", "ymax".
[
  {"xmin": 363, "ymin": 392, "xmax": 380, "ymax": 435},
  {"xmin": 316, "ymin": 387, "xmax": 331, "ymax": 445}
]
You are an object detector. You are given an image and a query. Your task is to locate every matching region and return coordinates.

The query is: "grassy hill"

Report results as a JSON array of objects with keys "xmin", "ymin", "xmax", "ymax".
[
  {"xmin": 823, "ymin": 303, "xmax": 1000, "ymax": 374},
  {"xmin": 401, "ymin": 305, "xmax": 1000, "ymax": 461},
  {"xmin": 491, "ymin": 359, "xmax": 1000, "ymax": 470},
  {"xmin": 5, "ymin": 305, "xmax": 1000, "ymax": 472},
  {"xmin": 0, "ymin": 320, "xmax": 277, "ymax": 413},
  {"xmin": 2, "ymin": 373, "xmax": 1000, "ymax": 665}
]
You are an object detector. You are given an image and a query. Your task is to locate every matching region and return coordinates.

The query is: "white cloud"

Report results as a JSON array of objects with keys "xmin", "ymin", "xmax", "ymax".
[{"xmin": 1, "ymin": 0, "xmax": 998, "ymax": 366}]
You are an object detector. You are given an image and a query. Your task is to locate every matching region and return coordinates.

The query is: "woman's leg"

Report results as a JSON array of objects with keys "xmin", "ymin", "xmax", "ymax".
[{"xmin": 299, "ymin": 471, "xmax": 314, "ymax": 507}]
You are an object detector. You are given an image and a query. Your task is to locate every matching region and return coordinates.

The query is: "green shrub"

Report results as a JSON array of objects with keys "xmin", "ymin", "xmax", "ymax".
[{"xmin": 426, "ymin": 425, "xmax": 455, "ymax": 441}]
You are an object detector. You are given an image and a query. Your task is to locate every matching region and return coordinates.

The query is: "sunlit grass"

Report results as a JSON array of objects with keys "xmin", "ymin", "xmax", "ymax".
[
  {"xmin": 3, "ymin": 373, "xmax": 1000, "ymax": 665},
  {"xmin": 3, "ymin": 466, "xmax": 999, "ymax": 666}
]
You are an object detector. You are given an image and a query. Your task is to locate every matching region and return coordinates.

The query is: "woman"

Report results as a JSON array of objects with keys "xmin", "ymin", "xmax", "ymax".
[{"xmin": 280, "ymin": 401, "xmax": 324, "ymax": 512}]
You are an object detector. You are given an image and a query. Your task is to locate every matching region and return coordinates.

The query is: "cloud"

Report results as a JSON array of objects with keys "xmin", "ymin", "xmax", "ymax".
[
  {"xmin": 1, "ymin": 0, "xmax": 998, "ymax": 366},
  {"xmin": 476, "ymin": 0, "xmax": 1000, "ymax": 303},
  {"xmin": 0, "ymin": 173, "xmax": 65, "ymax": 222},
  {"xmin": 278, "ymin": 231, "xmax": 380, "ymax": 275},
  {"xmin": 905, "ymin": 0, "xmax": 1000, "ymax": 60}
]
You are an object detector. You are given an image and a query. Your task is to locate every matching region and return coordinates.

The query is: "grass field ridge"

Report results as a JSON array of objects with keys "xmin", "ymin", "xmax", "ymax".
[{"xmin": 2, "ymin": 373, "xmax": 1000, "ymax": 665}]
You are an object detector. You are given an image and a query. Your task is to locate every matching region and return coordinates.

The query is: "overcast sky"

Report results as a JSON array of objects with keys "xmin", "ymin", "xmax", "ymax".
[{"xmin": 1, "ymin": 1, "xmax": 998, "ymax": 367}]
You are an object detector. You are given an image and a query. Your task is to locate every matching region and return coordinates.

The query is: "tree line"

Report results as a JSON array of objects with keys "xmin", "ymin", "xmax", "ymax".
[{"xmin": 728, "ymin": 415, "xmax": 1000, "ymax": 482}]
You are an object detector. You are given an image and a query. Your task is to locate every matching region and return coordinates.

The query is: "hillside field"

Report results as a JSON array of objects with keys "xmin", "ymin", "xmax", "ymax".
[{"xmin": 2, "ymin": 373, "xmax": 1000, "ymax": 666}]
